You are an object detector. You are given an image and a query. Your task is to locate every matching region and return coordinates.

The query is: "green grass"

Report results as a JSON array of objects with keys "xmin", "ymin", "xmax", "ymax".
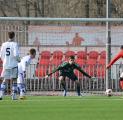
[{"xmin": 0, "ymin": 96, "xmax": 123, "ymax": 120}]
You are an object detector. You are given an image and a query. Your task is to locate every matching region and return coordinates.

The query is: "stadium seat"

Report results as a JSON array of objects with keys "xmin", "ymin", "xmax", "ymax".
[
  {"xmin": 100, "ymin": 51, "xmax": 106, "ymax": 59},
  {"xmin": 65, "ymin": 51, "xmax": 75, "ymax": 60},
  {"xmin": 75, "ymin": 51, "xmax": 87, "ymax": 79},
  {"xmin": 86, "ymin": 51, "xmax": 99, "ymax": 76},
  {"xmin": 36, "ymin": 54, "xmax": 50, "ymax": 77},
  {"xmin": 76, "ymin": 59, "xmax": 86, "ymax": 66},
  {"xmin": 88, "ymin": 51, "xmax": 99, "ymax": 59},
  {"xmin": 40, "ymin": 51, "xmax": 51, "ymax": 59},
  {"xmin": 96, "ymin": 64, "xmax": 106, "ymax": 79},
  {"xmin": 76, "ymin": 51, "xmax": 87, "ymax": 65},
  {"xmin": 35, "ymin": 65, "xmax": 49, "ymax": 77},
  {"xmin": 39, "ymin": 59, "xmax": 50, "ymax": 65},
  {"xmin": 52, "ymin": 50, "xmax": 63, "ymax": 60},
  {"xmin": 97, "ymin": 51, "xmax": 106, "ymax": 78},
  {"xmin": 50, "ymin": 59, "xmax": 62, "ymax": 66},
  {"xmin": 77, "ymin": 51, "xmax": 87, "ymax": 59}
]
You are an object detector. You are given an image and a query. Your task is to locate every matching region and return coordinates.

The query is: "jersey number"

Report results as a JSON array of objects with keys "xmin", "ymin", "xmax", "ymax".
[{"xmin": 6, "ymin": 48, "xmax": 10, "ymax": 56}]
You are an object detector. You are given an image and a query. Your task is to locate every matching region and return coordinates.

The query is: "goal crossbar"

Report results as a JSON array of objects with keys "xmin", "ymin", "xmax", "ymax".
[{"xmin": 0, "ymin": 17, "xmax": 123, "ymax": 22}]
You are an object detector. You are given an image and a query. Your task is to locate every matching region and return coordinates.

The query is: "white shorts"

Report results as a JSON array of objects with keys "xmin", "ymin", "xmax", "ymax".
[
  {"xmin": 17, "ymin": 72, "xmax": 25, "ymax": 84},
  {"xmin": 1, "ymin": 67, "xmax": 18, "ymax": 79}
]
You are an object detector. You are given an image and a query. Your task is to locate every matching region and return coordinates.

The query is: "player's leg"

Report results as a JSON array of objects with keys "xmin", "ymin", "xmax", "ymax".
[
  {"xmin": 17, "ymin": 73, "xmax": 26, "ymax": 99},
  {"xmin": 0, "ymin": 79, "xmax": 7, "ymax": 100},
  {"xmin": 0, "ymin": 69, "xmax": 10, "ymax": 100},
  {"xmin": 59, "ymin": 76, "xmax": 67, "ymax": 96},
  {"xmin": 11, "ymin": 67, "xmax": 18, "ymax": 100},
  {"xmin": 75, "ymin": 80, "xmax": 81, "ymax": 96},
  {"xmin": 67, "ymin": 73, "xmax": 81, "ymax": 96},
  {"xmin": 120, "ymin": 72, "xmax": 123, "ymax": 90}
]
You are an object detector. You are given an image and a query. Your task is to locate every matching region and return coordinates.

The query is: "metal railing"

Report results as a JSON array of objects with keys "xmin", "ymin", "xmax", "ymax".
[{"xmin": 24, "ymin": 64, "xmax": 122, "ymax": 92}]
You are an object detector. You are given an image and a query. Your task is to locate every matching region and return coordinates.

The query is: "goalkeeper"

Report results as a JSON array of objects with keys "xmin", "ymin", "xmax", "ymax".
[{"xmin": 45, "ymin": 55, "xmax": 91, "ymax": 96}]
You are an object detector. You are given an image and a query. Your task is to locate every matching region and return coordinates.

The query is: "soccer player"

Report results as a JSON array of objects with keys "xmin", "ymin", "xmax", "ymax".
[
  {"xmin": 45, "ymin": 55, "xmax": 91, "ymax": 96},
  {"xmin": 107, "ymin": 45, "xmax": 123, "ymax": 89},
  {"xmin": 0, "ymin": 31, "xmax": 20, "ymax": 100},
  {"xmin": 17, "ymin": 48, "xmax": 36, "ymax": 99}
]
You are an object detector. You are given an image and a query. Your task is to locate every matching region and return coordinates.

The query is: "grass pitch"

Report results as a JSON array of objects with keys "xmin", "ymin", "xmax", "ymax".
[{"xmin": 0, "ymin": 96, "xmax": 123, "ymax": 120}]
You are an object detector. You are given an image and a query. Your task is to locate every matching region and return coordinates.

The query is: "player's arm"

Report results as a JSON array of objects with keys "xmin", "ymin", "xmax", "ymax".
[
  {"xmin": 45, "ymin": 62, "xmax": 67, "ymax": 78},
  {"xmin": 107, "ymin": 51, "xmax": 123, "ymax": 69},
  {"xmin": 45, "ymin": 65, "xmax": 62, "ymax": 78},
  {"xmin": 75, "ymin": 64, "xmax": 91, "ymax": 78}
]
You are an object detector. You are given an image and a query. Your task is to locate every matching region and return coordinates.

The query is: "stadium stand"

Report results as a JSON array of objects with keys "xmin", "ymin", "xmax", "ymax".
[{"xmin": 35, "ymin": 50, "xmax": 107, "ymax": 79}]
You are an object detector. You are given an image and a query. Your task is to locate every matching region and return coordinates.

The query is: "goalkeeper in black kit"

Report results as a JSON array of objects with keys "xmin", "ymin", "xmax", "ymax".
[{"xmin": 45, "ymin": 55, "xmax": 92, "ymax": 96}]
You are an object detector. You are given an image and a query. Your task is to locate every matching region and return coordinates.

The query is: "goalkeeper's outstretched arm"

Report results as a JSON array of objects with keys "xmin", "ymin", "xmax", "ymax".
[
  {"xmin": 45, "ymin": 65, "xmax": 62, "ymax": 79},
  {"xmin": 75, "ymin": 64, "xmax": 91, "ymax": 78}
]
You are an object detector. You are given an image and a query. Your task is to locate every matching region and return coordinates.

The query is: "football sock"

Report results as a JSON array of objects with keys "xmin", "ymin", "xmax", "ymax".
[
  {"xmin": 77, "ymin": 84, "xmax": 81, "ymax": 96},
  {"xmin": 61, "ymin": 81, "xmax": 66, "ymax": 91},
  {"xmin": 17, "ymin": 83, "xmax": 26, "ymax": 97},
  {"xmin": 11, "ymin": 83, "xmax": 18, "ymax": 100},
  {"xmin": 0, "ymin": 82, "xmax": 6, "ymax": 98}
]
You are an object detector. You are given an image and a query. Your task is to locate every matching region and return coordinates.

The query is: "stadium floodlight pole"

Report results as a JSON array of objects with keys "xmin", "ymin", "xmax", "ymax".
[{"xmin": 106, "ymin": 0, "xmax": 111, "ymax": 90}]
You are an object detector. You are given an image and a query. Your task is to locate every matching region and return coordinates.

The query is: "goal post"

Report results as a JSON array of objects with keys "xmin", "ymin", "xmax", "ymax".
[{"xmin": 0, "ymin": 17, "xmax": 123, "ymax": 93}]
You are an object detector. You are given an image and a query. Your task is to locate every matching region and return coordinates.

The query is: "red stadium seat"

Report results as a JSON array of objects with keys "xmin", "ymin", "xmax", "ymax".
[
  {"xmin": 77, "ymin": 51, "xmax": 87, "ymax": 59},
  {"xmin": 96, "ymin": 51, "xmax": 106, "ymax": 78},
  {"xmin": 65, "ymin": 51, "xmax": 75, "ymax": 60},
  {"xmin": 96, "ymin": 64, "xmax": 106, "ymax": 79},
  {"xmin": 35, "ymin": 65, "xmax": 48, "ymax": 77},
  {"xmin": 85, "ymin": 51, "xmax": 99, "ymax": 76},
  {"xmin": 76, "ymin": 59, "xmax": 86, "ymax": 66},
  {"xmin": 36, "ymin": 56, "xmax": 50, "ymax": 78},
  {"xmin": 40, "ymin": 51, "xmax": 51, "ymax": 59},
  {"xmin": 50, "ymin": 59, "xmax": 62, "ymax": 66},
  {"xmin": 52, "ymin": 50, "xmax": 63, "ymax": 60},
  {"xmin": 100, "ymin": 51, "xmax": 106, "ymax": 59},
  {"xmin": 88, "ymin": 51, "xmax": 99, "ymax": 59},
  {"xmin": 39, "ymin": 59, "xmax": 50, "ymax": 65}
]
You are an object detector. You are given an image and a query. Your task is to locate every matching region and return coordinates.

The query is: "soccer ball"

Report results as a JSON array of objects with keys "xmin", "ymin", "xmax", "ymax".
[{"xmin": 105, "ymin": 89, "xmax": 112, "ymax": 97}]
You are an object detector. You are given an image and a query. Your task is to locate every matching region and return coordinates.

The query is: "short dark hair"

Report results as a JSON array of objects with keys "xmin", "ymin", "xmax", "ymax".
[
  {"xmin": 8, "ymin": 31, "xmax": 15, "ymax": 39},
  {"xmin": 69, "ymin": 55, "xmax": 75, "ymax": 60},
  {"xmin": 30, "ymin": 48, "xmax": 36, "ymax": 55},
  {"xmin": 120, "ymin": 45, "xmax": 123, "ymax": 49}
]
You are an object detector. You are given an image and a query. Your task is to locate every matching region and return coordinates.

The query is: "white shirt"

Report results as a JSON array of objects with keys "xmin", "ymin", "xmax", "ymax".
[
  {"xmin": 18, "ymin": 55, "xmax": 32, "ymax": 73},
  {"xmin": 0, "ymin": 41, "xmax": 19, "ymax": 69}
]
